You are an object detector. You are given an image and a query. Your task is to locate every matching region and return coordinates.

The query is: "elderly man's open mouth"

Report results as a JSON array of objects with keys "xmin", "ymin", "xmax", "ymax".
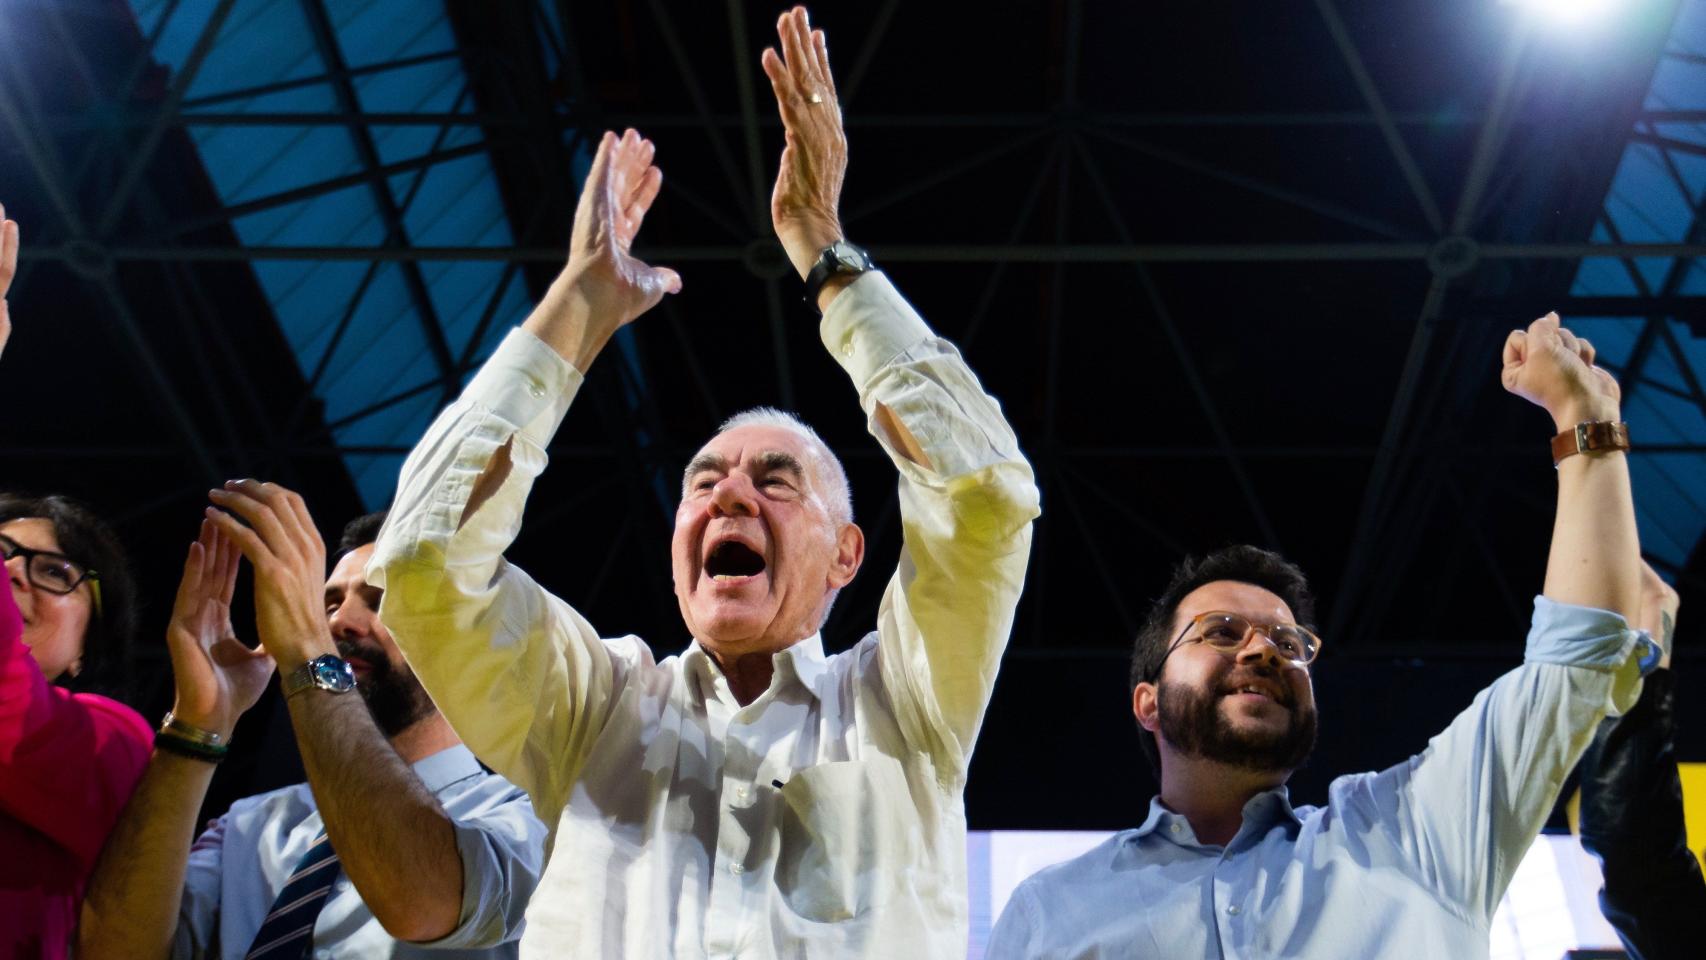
[{"xmin": 703, "ymin": 536, "xmax": 767, "ymax": 586}]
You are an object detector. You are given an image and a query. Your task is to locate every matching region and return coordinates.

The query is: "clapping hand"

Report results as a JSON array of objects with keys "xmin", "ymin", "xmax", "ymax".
[
  {"xmin": 205, "ymin": 479, "xmax": 337, "ymax": 674},
  {"xmin": 0, "ymin": 204, "xmax": 17, "ymax": 361},
  {"xmin": 162, "ymin": 520, "xmax": 275, "ymax": 740},
  {"xmin": 761, "ymin": 6, "xmax": 847, "ymax": 280},
  {"xmin": 1501, "ymin": 312, "xmax": 1621, "ymax": 432},
  {"xmin": 544, "ymin": 129, "xmax": 681, "ymax": 370}
]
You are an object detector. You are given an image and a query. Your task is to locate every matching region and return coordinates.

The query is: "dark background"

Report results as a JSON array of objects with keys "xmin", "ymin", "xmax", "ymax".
[{"xmin": 0, "ymin": 0, "xmax": 1701, "ymax": 830}]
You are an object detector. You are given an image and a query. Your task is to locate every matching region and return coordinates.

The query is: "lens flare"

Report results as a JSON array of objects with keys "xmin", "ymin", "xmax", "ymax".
[{"xmin": 1501, "ymin": 0, "xmax": 1624, "ymax": 25}]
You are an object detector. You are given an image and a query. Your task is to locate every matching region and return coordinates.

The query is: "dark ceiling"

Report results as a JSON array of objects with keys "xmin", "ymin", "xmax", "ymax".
[{"xmin": 1, "ymin": 0, "xmax": 1701, "ymax": 827}]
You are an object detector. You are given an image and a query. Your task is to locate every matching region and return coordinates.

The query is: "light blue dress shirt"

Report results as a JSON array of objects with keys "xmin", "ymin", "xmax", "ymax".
[
  {"xmin": 172, "ymin": 744, "xmax": 546, "ymax": 960},
  {"xmin": 987, "ymin": 597, "xmax": 1654, "ymax": 960}
]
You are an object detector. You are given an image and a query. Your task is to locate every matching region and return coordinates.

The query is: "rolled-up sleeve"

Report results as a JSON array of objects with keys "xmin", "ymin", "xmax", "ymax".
[
  {"xmin": 820, "ymin": 272, "xmax": 1040, "ymax": 782},
  {"xmin": 368, "ymin": 327, "xmax": 627, "ymax": 823},
  {"xmin": 1371, "ymin": 596, "xmax": 1652, "ymax": 925},
  {"xmin": 421, "ymin": 785, "xmax": 546, "ymax": 950}
]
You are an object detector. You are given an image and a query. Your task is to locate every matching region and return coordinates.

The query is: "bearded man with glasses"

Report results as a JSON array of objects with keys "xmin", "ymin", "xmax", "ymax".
[{"xmin": 989, "ymin": 311, "xmax": 1659, "ymax": 959}]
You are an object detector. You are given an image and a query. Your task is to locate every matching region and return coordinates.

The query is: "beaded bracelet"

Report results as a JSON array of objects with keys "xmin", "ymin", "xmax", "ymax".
[{"xmin": 155, "ymin": 730, "xmax": 229, "ymax": 763}]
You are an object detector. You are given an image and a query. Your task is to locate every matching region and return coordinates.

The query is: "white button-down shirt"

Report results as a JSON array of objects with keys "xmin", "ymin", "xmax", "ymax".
[{"xmin": 369, "ymin": 272, "xmax": 1040, "ymax": 959}]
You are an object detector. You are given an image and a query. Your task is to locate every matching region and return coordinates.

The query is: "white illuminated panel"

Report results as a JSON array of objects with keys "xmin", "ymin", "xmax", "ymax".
[{"xmin": 968, "ymin": 831, "xmax": 1623, "ymax": 959}]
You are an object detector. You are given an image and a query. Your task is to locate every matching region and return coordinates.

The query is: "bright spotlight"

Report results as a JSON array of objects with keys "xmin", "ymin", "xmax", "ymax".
[{"xmin": 1500, "ymin": 0, "xmax": 1626, "ymax": 25}]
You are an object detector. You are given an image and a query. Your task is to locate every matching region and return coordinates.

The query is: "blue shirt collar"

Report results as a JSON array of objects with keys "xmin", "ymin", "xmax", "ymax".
[{"xmin": 1130, "ymin": 785, "xmax": 1303, "ymax": 847}]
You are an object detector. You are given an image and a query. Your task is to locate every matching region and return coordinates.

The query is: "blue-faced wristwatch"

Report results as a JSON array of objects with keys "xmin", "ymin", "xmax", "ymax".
[{"xmin": 283, "ymin": 653, "xmax": 357, "ymax": 698}]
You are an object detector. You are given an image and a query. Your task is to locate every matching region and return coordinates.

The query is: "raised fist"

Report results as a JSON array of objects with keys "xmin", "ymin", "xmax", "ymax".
[{"xmin": 1500, "ymin": 312, "xmax": 1621, "ymax": 432}]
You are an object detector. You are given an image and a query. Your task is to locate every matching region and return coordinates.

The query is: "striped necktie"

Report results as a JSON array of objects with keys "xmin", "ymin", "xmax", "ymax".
[{"xmin": 243, "ymin": 830, "xmax": 342, "ymax": 959}]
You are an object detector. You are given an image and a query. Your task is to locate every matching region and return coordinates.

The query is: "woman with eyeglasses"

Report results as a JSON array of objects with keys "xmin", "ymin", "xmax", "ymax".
[
  {"xmin": 0, "ymin": 206, "xmax": 155, "ymax": 957},
  {"xmin": 0, "ymin": 496, "xmax": 152, "ymax": 956}
]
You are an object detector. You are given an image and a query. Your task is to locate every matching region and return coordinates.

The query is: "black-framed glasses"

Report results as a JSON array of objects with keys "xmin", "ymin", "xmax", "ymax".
[
  {"xmin": 1151, "ymin": 610, "xmax": 1322, "ymax": 680},
  {"xmin": 0, "ymin": 533, "xmax": 102, "ymax": 617}
]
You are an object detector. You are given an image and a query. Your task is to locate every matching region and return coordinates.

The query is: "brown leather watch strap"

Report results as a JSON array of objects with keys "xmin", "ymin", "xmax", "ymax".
[{"xmin": 1551, "ymin": 420, "xmax": 1630, "ymax": 467}]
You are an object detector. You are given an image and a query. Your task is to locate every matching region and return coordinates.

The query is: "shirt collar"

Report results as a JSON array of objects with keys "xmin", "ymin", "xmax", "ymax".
[
  {"xmin": 410, "ymin": 743, "xmax": 483, "ymax": 794},
  {"xmin": 776, "ymin": 634, "xmax": 829, "ymax": 697},
  {"xmin": 683, "ymin": 633, "xmax": 829, "ymax": 705},
  {"xmin": 1130, "ymin": 785, "xmax": 1303, "ymax": 845}
]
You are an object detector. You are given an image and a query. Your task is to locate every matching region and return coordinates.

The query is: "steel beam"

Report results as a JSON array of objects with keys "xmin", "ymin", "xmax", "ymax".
[
  {"xmin": 726, "ymin": 0, "xmax": 794, "ymax": 408},
  {"xmin": 95, "ymin": 0, "xmax": 238, "ymax": 237},
  {"xmin": 1312, "ymin": 0, "xmax": 1445, "ymax": 232},
  {"xmin": 44, "ymin": 110, "xmax": 1525, "ymax": 131},
  {"xmin": 24, "ymin": 241, "xmax": 1706, "ymax": 264},
  {"xmin": 181, "ymin": 49, "xmax": 465, "ymax": 109},
  {"xmin": 299, "ymin": 0, "xmax": 459, "ymax": 397}
]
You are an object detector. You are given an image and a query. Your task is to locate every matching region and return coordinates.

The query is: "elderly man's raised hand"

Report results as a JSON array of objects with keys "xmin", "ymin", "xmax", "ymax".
[
  {"xmin": 762, "ymin": 6, "xmax": 847, "ymax": 280},
  {"xmin": 1501, "ymin": 312, "xmax": 1622, "ymax": 432},
  {"xmin": 538, "ymin": 129, "xmax": 681, "ymax": 370},
  {"xmin": 162, "ymin": 520, "xmax": 275, "ymax": 740},
  {"xmin": 0, "ymin": 204, "xmax": 18, "ymax": 360}
]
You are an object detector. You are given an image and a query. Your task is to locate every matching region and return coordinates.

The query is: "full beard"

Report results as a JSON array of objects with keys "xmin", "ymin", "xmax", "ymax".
[
  {"xmin": 1157, "ymin": 677, "xmax": 1318, "ymax": 774},
  {"xmin": 338, "ymin": 641, "xmax": 436, "ymax": 738}
]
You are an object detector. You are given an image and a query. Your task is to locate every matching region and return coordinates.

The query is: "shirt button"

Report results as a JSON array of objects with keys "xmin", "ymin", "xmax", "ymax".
[
  {"xmin": 841, "ymin": 341, "xmax": 854, "ymax": 358},
  {"xmin": 735, "ymin": 785, "xmax": 750, "ymax": 802},
  {"xmin": 730, "ymin": 862, "xmax": 745, "ymax": 875},
  {"xmin": 1170, "ymin": 823, "xmax": 1181, "ymax": 834},
  {"xmin": 526, "ymin": 379, "xmax": 545, "ymax": 398},
  {"xmin": 1227, "ymin": 904, "xmax": 1241, "ymax": 916}
]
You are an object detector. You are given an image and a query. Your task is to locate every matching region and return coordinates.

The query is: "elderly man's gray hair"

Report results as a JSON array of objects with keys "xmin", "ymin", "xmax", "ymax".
[{"xmin": 713, "ymin": 407, "xmax": 854, "ymax": 526}]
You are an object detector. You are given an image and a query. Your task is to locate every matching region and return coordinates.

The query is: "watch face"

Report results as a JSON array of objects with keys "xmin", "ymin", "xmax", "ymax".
[
  {"xmin": 829, "ymin": 242, "xmax": 872, "ymax": 273},
  {"xmin": 310, "ymin": 655, "xmax": 357, "ymax": 692}
]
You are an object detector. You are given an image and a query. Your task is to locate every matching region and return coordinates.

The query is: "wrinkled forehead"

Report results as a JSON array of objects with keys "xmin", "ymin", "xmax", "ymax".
[
  {"xmin": 683, "ymin": 423, "xmax": 824, "ymax": 485},
  {"xmin": 0, "ymin": 517, "xmax": 62, "ymax": 553},
  {"xmin": 1173, "ymin": 580, "xmax": 1296, "ymax": 632}
]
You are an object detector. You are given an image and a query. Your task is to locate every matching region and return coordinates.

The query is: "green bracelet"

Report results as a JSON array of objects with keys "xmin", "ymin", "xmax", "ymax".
[{"xmin": 155, "ymin": 730, "xmax": 229, "ymax": 764}]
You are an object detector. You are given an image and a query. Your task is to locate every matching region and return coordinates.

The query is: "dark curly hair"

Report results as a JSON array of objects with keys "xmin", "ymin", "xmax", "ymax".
[
  {"xmin": 332, "ymin": 510, "xmax": 388, "ymax": 565},
  {"xmin": 0, "ymin": 493, "xmax": 138, "ymax": 699},
  {"xmin": 1129, "ymin": 545, "xmax": 1317, "ymax": 773}
]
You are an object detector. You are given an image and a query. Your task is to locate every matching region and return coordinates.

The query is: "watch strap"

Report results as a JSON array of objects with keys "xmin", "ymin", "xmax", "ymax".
[
  {"xmin": 282, "ymin": 663, "xmax": 312, "ymax": 697},
  {"xmin": 803, "ymin": 242, "xmax": 873, "ymax": 314},
  {"xmin": 1551, "ymin": 420, "xmax": 1630, "ymax": 467}
]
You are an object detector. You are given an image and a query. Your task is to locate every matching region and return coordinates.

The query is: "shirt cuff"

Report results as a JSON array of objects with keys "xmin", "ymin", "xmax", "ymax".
[
  {"xmin": 1525, "ymin": 595, "xmax": 1658, "ymax": 673},
  {"xmin": 818, "ymin": 271, "xmax": 934, "ymax": 386},
  {"xmin": 462, "ymin": 326, "xmax": 585, "ymax": 443},
  {"xmin": 416, "ymin": 819, "xmax": 515, "ymax": 949}
]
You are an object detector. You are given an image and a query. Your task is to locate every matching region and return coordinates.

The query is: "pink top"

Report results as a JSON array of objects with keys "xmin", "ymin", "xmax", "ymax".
[{"xmin": 0, "ymin": 575, "xmax": 152, "ymax": 956}]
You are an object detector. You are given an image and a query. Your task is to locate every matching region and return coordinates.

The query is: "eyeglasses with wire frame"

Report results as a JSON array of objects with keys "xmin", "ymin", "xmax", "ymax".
[
  {"xmin": 1151, "ymin": 611, "xmax": 1322, "ymax": 680},
  {"xmin": 0, "ymin": 533, "xmax": 103, "ymax": 618}
]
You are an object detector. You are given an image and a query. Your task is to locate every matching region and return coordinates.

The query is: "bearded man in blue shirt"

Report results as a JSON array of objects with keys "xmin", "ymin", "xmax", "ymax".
[{"xmin": 988, "ymin": 312, "xmax": 1659, "ymax": 959}]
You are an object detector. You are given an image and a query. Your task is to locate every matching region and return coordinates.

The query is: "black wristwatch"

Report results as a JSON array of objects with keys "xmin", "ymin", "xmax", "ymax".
[
  {"xmin": 803, "ymin": 241, "xmax": 875, "ymax": 313},
  {"xmin": 282, "ymin": 654, "xmax": 357, "ymax": 698}
]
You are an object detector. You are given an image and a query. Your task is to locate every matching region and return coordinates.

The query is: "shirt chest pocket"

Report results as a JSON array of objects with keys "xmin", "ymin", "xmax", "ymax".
[{"xmin": 773, "ymin": 755, "xmax": 928, "ymax": 922}]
